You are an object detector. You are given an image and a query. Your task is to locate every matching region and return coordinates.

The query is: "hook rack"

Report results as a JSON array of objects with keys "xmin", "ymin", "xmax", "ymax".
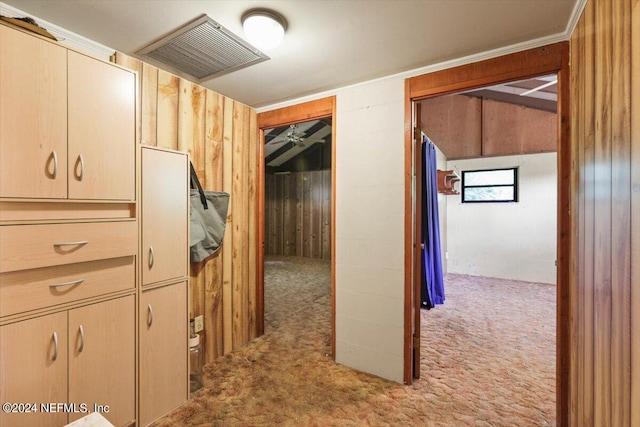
[{"xmin": 437, "ymin": 169, "xmax": 460, "ymax": 195}]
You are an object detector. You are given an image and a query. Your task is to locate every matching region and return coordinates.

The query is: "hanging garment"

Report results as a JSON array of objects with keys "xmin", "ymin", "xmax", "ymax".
[{"xmin": 421, "ymin": 135, "xmax": 445, "ymax": 309}]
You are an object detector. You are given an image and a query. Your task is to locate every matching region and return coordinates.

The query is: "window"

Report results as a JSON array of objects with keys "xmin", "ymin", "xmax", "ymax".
[{"xmin": 461, "ymin": 167, "xmax": 518, "ymax": 203}]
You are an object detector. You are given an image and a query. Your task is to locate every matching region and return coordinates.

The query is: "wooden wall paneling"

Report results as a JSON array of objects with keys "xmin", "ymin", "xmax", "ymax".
[
  {"xmin": 570, "ymin": 9, "xmax": 585, "ymax": 425},
  {"xmin": 322, "ymin": 169, "xmax": 331, "ymax": 260},
  {"xmin": 482, "ymin": 98, "xmax": 557, "ymax": 156},
  {"xmin": 231, "ymin": 101, "xmax": 248, "ymax": 350},
  {"xmin": 631, "ymin": 0, "xmax": 640, "ymax": 424},
  {"xmin": 248, "ymin": 110, "xmax": 258, "ymax": 340},
  {"xmin": 204, "ymin": 90, "xmax": 225, "ymax": 361},
  {"xmin": 302, "ymin": 172, "xmax": 312, "ymax": 257},
  {"xmin": 284, "ymin": 174, "xmax": 296, "ymax": 255},
  {"xmin": 312, "ymin": 172, "xmax": 322, "ymax": 258},
  {"xmin": 264, "ymin": 170, "xmax": 332, "ymax": 258},
  {"xmin": 274, "ymin": 176, "xmax": 283, "ymax": 254},
  {"xmin": 156, "ymin": 70, "xmax": 179, "ymax": 150},
  {"xmin": 265, "ymin": 174, "xmax": 274, "ymax": 255},
  {"xmin": 580, "ymin": 1, "xmax": 596, "ymax": 423},
  {"xmin": 221, "ymin": 96, "xmax": 235, "ymax": 354},
  {"xmin": 593, "ymin": 0, "xmax": 613, "ymax": 424},
  {"xmin": 112, "ymin": 53, "xmax": 259, "ymax": 361},
  {"xmin": 180, "ymin": 79, "xmax": 206, "ymax": 322},
  {"xmin": 610, "ymin": 0, "xmax": 632, "ymax": 425},
  {"xmin": 296, "ymin": 174, "xmax": 304, "ymax": 257},
  {"xmin": 420, "ymin": 95, "xmax": 482, "ymax": 159},
  {"xmin": 141, "ymin": 63, "xmax": 158, "ymax": 146}
]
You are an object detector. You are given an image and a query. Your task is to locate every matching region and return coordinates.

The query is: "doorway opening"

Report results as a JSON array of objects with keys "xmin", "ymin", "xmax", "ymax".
[
  {"xmin": 256, "ymin": 96, "xmax": 337, "ymax": 358},
  {"xmin": 415, "ymin": 75, "xmax": 559, "ymax": 423},
  {"xmin": 404, "ymin": 42, "xmax": 571, "ymax": 425}
]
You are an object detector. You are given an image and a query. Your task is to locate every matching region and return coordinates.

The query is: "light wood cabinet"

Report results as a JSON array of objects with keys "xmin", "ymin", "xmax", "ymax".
[
  {"xmin": 68, "ymin": 296, "xmax": 135, "ymax": 426},
  {"xmin": 0, "ymin": 25, "xmax": 68, "ymax": 199},
  {"xmin": 0, "ymin": 24, "xmax": 135, "ymax": 201},
  {"xmin": 139, "ymin": 281, "xmax": 188, "ymax": 426},
  {"xmin": 0, "ymin": 312, "xmax": 68, "ymax": 427},
  {"xmin": 141, "ymin": 147, "xmax": 188, "ymax": 285},
  {"xmin": 0, "ymin": 23, "xmax": 139, "ymax": 427},
  {"xmin": 0, "ymin": 296, "xmax": 134, "ymax": 427}
]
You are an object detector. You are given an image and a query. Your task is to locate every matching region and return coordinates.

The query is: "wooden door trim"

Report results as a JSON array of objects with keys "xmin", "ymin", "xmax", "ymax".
[
  {"xmin": 403, "ymin": 41, "xmax": 571, "ymax": 427},
  {"xmin": 256, "ymin": 96, "xmax": 337, "ymax": 358}
]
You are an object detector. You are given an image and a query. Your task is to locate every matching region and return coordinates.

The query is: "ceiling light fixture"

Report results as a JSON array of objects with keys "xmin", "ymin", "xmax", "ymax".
[{"xmin": 241, "ymin": 9, "xmax": 287, "ymax": 51}]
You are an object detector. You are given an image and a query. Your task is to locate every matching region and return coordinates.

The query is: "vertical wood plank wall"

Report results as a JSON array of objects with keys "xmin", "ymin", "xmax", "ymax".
[
  {"xmin": 570, "ymin": 0, "xmax": 637, "ymax": 425},
  {"xmin": 114, "ymin": 54, "xmax": 258, "ymax": 363},
  {"xmin": 264, "ymin": 170, "xmax": 331, "ymax": 259}
]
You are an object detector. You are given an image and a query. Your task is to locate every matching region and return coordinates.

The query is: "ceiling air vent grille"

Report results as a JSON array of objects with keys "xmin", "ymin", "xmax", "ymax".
[{"xmin": 136, "ymin": 15, "xmax": 268, "ymax": 81}]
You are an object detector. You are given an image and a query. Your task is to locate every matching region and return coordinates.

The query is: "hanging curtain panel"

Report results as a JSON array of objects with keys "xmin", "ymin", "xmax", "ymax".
[{"xmin": 421, "ymin": 135, "xmax": 445, "ymax": 309}]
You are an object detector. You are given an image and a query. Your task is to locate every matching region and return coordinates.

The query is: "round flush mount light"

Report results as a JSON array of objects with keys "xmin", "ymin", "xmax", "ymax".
[{"xmin": 241, "ymin": 9, "xmax": 287, "ymax": 51}]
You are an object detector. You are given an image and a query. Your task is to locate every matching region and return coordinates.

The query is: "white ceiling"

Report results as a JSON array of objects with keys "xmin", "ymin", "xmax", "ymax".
[{"xmin": 2, "ymin": 0, "xmax": 579, "ymax": 108}]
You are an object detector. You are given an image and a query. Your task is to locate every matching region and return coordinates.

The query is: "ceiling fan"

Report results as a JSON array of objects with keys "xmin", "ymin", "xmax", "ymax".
[{"xmin": 269, "ymin": 124, "xmax": 325, "ymax": 147}]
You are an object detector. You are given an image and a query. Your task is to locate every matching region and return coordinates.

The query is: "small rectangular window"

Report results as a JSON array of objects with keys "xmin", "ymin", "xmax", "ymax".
[{"xmin": 461, "ymin": 167, "xmax": 518, "ymax": 203}]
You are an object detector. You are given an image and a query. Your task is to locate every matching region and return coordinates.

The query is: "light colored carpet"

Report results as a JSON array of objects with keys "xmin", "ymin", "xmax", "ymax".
[{"xmin": 151, "ymin": 256, "xmax": 556, "ymax": 426}]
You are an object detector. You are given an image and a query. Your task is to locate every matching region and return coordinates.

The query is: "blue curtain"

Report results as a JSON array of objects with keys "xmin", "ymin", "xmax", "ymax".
[{"xmin": 421, "ymin": 135, "xmax": 445, "ymax": 309}]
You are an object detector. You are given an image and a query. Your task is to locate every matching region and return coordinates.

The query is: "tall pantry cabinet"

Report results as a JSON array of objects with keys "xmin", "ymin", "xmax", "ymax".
[
  {"xmin": 139, "ymin": 146, "xmax": 189, "ymax": 426},
  {"xmin": 0, "ymin": 22, "xmax": 136, "ymax": 427}
]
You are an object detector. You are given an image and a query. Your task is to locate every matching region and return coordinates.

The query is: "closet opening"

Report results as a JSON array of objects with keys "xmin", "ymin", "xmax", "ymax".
[
  {"xmin": 415, "ymin": 75, "xmax": 559, "ymax": 424},
  {"xmin": 403, "ymin": 42, "xmax": 571, "ymax": 425}
]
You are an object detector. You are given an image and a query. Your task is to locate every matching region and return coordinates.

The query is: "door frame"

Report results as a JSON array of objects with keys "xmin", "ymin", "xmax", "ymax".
[
  {"xmin": 403, "ymin": 42, "xmax": 571, "ymax": 426},
  {"xmin": 256, "ymin": 96, "xmax": 337, "ymax": 358}
]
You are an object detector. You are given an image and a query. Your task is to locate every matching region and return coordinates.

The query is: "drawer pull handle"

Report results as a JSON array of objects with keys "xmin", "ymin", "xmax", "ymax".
[
  {"xmin": 50, "ymin": 278, "xmax": 85, "ymax": 288},
  {"xmin": 52, "ymin": 332, "xmax": 59, "ymax": 362},
  {"xmin": 51, "ymin": 150, "xmax": 58, "ymax": 179},
  {"xmin": 54, "ymin": 240, "xmax": 89, "ymax": 247},
  {"xmin": 77, "ymin": 154, "xmax": 85, "ymax": 181},
  {"xmin": 78, "ymin": 325, "xmax": 85, "ymax": 353},
  {"xmin": 149, "ymin": 246, "xmax": 155, "ymax": 268},
  {"xmin": 147, "ymin": 304, "xmax": 153, "ymax": 327}
]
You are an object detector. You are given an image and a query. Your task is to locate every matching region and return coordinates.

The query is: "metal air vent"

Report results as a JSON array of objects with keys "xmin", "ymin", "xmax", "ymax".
[{"xmin": 136, "ymin": 15, "xmax": 268, "ymax": 81}]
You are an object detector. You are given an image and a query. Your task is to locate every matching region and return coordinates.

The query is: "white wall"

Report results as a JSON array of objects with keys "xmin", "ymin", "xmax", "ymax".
[
  {"xmin": 334, "ymin": 78, "xmax": 406, "ymax": 383},
  {"xmin": 446, "ymin": 153, "xmax": 557, "ymax": 284}
]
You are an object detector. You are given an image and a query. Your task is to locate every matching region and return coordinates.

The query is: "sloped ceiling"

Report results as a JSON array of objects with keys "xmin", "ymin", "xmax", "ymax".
[{"xmin": 2, "ymin": 0, "xmax": 579, "ymax": 108}]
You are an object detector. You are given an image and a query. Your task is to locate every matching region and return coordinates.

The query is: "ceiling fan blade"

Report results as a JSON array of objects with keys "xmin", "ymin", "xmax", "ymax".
[
  {"xmin": 268, "ymin": 137, "xmax": 289, "ymax": 145},
  {"xmin": 302, "ymin": 137, "xmax": 325, "ymax": 144}
]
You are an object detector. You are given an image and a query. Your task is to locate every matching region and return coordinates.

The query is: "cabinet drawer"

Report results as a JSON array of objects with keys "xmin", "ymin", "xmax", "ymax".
[
  {"xmin": 1, "ymin": 256, "xmax": 134, "ymax": 317},
  {"xmin": 0, "ymin": 221, "xmax": 137, "ymax": 273}
]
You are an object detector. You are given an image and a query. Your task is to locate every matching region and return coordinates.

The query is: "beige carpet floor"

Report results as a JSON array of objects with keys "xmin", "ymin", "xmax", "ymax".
[{"xmin": 152, "ymin": 256, "xmax": 556, "ymax": 427}]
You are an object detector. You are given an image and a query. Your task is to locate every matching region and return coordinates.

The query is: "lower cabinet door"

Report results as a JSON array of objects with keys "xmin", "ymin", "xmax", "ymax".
[
  {"xmin": 0, "ymin": 312, "xmax": 68, "ymax": 427},
  {"xmin": 139, "ymin": 281, "xmax": 188, "ymax": 426},
  {"xmin": 68, "ymin": 295, "xmax": 135, "ymax": 427}
]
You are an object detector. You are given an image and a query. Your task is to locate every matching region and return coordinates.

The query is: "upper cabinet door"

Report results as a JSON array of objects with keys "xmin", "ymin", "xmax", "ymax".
[
  {"xmin": 141, "ymin": 147, "xmax": 188, "ymax": 285},
  {"xmin": 0, "ymin": 26, "xmax": 68, "ymax": 199},
  {"xmin": 68, "ymin": 51, "xmax": 135, "ymax": 200}
]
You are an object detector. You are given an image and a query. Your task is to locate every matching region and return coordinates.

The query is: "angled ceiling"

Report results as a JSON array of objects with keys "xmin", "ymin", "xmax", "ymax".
[
  {"xmin": 265, "ymin": 119, "xmax": 332, "ymax": 173},
  {"xmin": 2, "ymin": 0, "xmax": 579, "ymax": 108}
]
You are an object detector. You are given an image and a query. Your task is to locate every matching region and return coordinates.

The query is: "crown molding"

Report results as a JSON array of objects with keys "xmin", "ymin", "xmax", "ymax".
[{"xmin": 0, "ymin": 1, "xmax": 114, "ymax": 61}]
